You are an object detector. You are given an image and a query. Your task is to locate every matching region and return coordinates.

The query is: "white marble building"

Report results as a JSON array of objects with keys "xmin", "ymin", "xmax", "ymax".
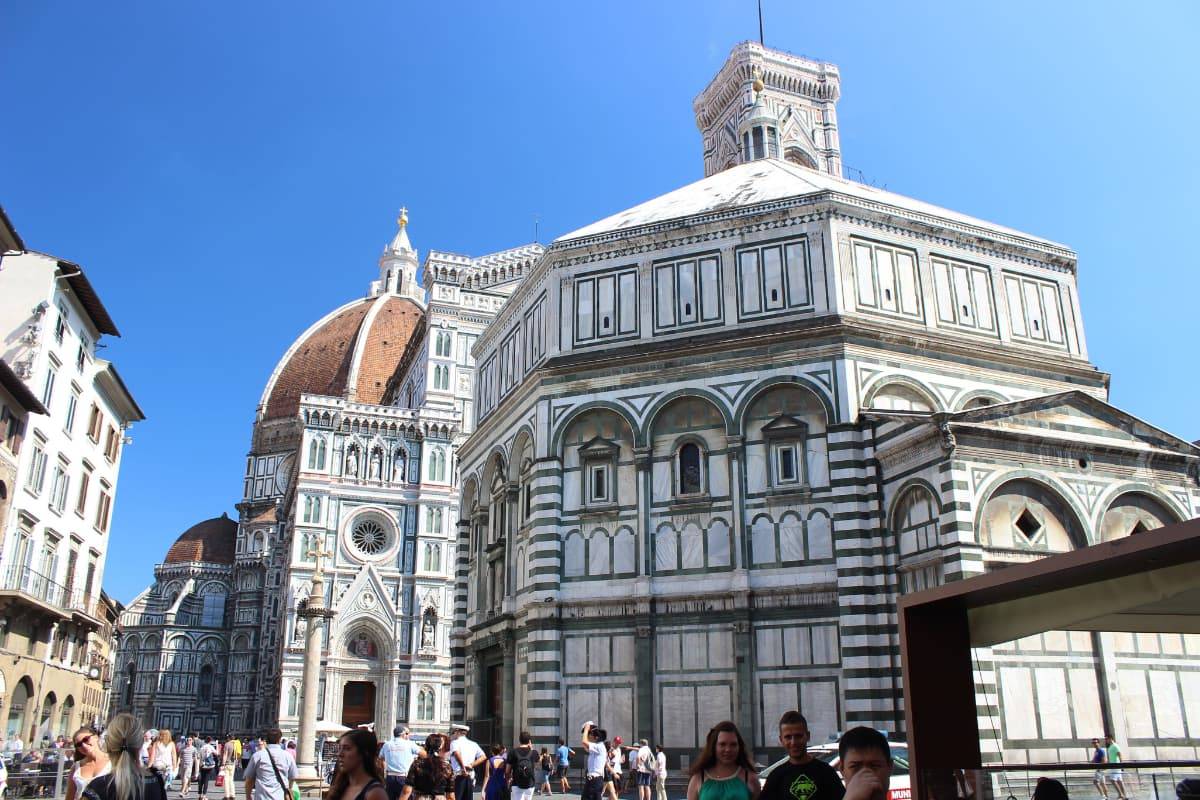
[
  {"xmin": 112, "ymin": 213, "xmax": 542, "ymax": 736},
  {"xmin": 452, "ymin": 41, "xmax": 1200, "ymax": 763}
]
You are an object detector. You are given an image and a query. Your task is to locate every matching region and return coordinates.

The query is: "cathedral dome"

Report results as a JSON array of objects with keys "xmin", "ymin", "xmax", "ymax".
[
  {"xmin": 164, "ymin": 514, "xmax": 238, "ymax": 565},
  {"xmin": 258, "ymin": 293, "xmax": 424, "ymax": 421}
]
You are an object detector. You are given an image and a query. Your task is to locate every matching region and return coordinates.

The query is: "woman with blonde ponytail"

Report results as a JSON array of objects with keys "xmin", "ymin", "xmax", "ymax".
[{"xmin": 80, "ymin": 714, "xmax": 167, "ymax": 800}]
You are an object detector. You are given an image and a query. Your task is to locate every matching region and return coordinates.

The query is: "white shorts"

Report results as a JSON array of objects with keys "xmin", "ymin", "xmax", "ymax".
[
  {"xmin": 1108, "ymin": 770, "xmax": 1123, "ymax": 781},
  {"xmin": 512, "ymin": 786, "xmax": 535, "ymax": 800},
  {"xmin": 1093, "ymin": 770, "xmax": 1106, "ymax": 783}
]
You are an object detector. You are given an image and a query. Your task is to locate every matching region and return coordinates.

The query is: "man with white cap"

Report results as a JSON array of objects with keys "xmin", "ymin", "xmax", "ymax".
[
  {"xmin": 380, "ymin": 726, "xmax": 425, "ymax": 800},
  {"xmin": 448, "ymin": 724, "xmax": 485, "ymax": 800}
]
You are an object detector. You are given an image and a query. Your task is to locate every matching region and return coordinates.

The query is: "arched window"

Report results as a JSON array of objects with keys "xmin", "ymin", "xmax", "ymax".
[
  {"xmin": 676, "ymin": 443, "xmax": 703, "ymax": 495},
  {"xmin": 200, "ymin": 590, "xmax": 226, "ymax": 627},
  {"xmin": 307, "ymin": 438, "xmax": 326, "ymax": 470},
  {"xmin": 417, "ymin": 686, "xmax": 435, "ymax": 720},
  {"xmin": 197, "ymin": 665, "xmax": 214, "ymax": 705},
  {"xmin": 423, "ymin": 543, "xmax": 441, "ymax": 573},
  {"xmin": 428, "ymin": 449, "xmax": 447, "ymax": 482},
  {"xmin": 58, "ymin": 696, "xmax": 74, "ymax": 737},
  {"xmin": 426, "ymin": 507, "xmax": 443, "ymax": 534}
]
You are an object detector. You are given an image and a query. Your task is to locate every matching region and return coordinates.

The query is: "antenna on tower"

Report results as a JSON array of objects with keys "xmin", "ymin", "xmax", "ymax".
[
  {"xmin": 533, "ymin": 213, "xmax": 541, "ymax": 244},
  {"xmin": 757, "ymin": 0, "xmax": 765, "ymax": 45}
]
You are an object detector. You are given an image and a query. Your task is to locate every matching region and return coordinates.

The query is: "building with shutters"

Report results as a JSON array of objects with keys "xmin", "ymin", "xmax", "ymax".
[{"xmin": 0, "ymin": 208, "xmax": 144, "ymax": 740}]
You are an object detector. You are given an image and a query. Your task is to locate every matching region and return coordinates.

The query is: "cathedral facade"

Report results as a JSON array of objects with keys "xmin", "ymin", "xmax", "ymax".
[
  {"xmin": 114, "ymin": 41, "xmax": 1200, "ymax": 764},
  {"xmin": 452, "ymin": 42, "xmax": 1200, "ymax": 763},
  {"xmin": 112, "ymin": 215, "xmax": 542, "ymax": 736}
]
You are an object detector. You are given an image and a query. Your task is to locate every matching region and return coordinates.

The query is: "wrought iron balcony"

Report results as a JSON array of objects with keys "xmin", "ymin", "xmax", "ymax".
[{"xmin": 0, "ymin": 565, "xmax": 105, "ymax": 629}]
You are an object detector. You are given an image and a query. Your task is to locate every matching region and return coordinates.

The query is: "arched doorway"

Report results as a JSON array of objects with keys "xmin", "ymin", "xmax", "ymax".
[
  {"xmin": 39, "ymin": 691, "xmax": 57, "ymax": 742},
  {"xmin": 6, "ymin": 677, "xmax": 32, "ymax": 741}
]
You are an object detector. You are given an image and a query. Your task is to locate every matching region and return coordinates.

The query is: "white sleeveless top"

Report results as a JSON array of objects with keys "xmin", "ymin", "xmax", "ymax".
[{"xmin": 73, "ymin": 761, "xmax": 112, "ymax": 796}]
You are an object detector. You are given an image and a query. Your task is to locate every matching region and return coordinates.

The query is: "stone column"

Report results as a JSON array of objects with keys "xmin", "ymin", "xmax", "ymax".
[
  {"xmin": 296, "ymin": 550, "xmax": 336, "ymax": 793},
  {"xmin": 501, "ymin": 635, "xmax": 516, "ymax": 744}
]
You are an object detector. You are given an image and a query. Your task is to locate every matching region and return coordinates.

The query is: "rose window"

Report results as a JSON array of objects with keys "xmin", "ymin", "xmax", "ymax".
[{"xmin": 351, "ymin": 519, "xmax": 388, "ymax": 556}]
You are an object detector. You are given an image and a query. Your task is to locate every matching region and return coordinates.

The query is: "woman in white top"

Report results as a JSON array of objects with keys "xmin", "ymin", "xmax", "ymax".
[
  {"xmin": 65, "ymin": 726, "xmax": 112, "ymax": 800},
  {"xmin": 149, "ymin": 730, "xmax": 178, "ymax": 791}
]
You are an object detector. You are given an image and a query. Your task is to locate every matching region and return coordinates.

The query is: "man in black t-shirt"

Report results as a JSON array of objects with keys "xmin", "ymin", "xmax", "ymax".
[
  {"xmin": 761, "ymin": 711, "xmax": 845, "ymax": 800},
  {"xmin": 506, "ymin": 731, "xmax": 538, "ymax": 800}
]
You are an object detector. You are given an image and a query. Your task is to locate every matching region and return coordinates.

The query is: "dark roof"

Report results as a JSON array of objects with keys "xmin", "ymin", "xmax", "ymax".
[
  {"xmin": 55, "ymin": 260, "xmax": 120, "ymax": 337},
  {"xmin": 0, "ymin": 359, "xmax": 48, "ymax": 415},
  {"xmin": 164, "ymin": 514, "xmax": 238, "ymax": 565},
  {"xmin": 0, "ymin": 205, "xmax": 24, "ymax": 252}
]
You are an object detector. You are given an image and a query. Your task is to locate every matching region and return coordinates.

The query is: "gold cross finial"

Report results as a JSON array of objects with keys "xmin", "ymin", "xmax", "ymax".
[
  {"xmin": 398, "ymin": 207, "xmax": 409, "ymax": 228},
  {"xmin": 307, "ymin": 547, "xmax": 334, "ymax": 577}
]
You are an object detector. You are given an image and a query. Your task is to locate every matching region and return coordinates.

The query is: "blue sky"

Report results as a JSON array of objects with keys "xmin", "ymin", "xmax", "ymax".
[{"xmin": 4, "ymin": 1, "xmax": 1198, "ymax": 603}]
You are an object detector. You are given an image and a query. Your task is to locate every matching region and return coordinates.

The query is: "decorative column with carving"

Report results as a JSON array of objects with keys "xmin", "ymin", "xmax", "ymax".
[
  {"xmin": 295, "ymin": 549, "xmax": 336, "ymax": 793},
  {"xmin": 500, "ymin": 634, "xmax": 516, "ymax": 745},
  {"xmin": 732, "ymin": 619, "xmax": 754, "ymax": 742}
]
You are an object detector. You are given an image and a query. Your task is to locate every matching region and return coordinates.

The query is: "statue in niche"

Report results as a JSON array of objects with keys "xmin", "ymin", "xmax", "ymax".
[
  {"xmin": 346, "ymin": 449, "xmax": 359, "ymax": 477},
  {"xmin": 370, "ymin": 449, "xmax": 382, "ymax": 479},
  {"xmin": 421, "ymin": 611, "xmax": 436, "ymax": 649},
  {"xmin": 294, "ymin": 617, "xmax": 307, "ymax": 641},
  {"xmin": 391, "ymin": 453, "xmax": 405, "ymax": 482}
]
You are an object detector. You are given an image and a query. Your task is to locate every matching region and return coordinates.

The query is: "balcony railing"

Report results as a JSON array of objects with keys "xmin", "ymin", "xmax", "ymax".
[
  {"xmin": 2, "ymin": 564, "xmax": 69, "ymax": 608},
  {"xmin": 0, "ymin": 565, "xmax": 103, "ymax": 623}
]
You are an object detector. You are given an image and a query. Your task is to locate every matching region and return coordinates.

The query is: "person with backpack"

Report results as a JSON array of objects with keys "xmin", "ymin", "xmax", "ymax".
[
  {"xmin": 197, "ymin": 737, "xmax": 218, "ymax": 800},
  {"xmin": 505, "ymin": 733, "xmax": 537, "ymax": 800},
  {"xmin": 536, "ymin": 749, "xmax": 553, "ymax": 796}
]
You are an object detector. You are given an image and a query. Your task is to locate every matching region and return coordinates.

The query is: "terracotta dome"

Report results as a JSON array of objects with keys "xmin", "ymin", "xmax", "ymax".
[
  {"xmin": 259, "ymin": 294, "xmax": 424, "ymax": 421},
  {"xmin": 164, "ymin": 514, "xmax": 238, "ymax": 565}
]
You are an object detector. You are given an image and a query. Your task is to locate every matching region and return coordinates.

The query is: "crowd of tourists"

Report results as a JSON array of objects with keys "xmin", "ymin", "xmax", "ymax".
[{"xmin": 5, "ymin": 710, "xmax": 1137, "ymax": 800}]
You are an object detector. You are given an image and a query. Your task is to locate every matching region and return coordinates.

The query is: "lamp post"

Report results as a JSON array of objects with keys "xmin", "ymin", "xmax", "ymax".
[{"xmin": 295, "ymin": 548, "xmax": 335, "ymax": 794}]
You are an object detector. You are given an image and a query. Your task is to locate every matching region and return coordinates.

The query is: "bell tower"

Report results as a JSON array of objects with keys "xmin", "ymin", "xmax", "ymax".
[{"xmin": 693, "ymin": 41, "xmax": 842, "ymax": 177}]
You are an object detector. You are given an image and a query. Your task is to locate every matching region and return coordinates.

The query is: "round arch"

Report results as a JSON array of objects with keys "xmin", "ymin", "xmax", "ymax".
[
  {"xmin": 862, "ymin": 376, "xmax": 942, "ymax": 412},
  {"xmin": 459, "ymin": 475, "xmax": 480, "ymax": 516},
  {"xmin": 1097, "ymin": 486, "xmax": 1185, "ymax": 541},
  {"xmin": 639, "ymin": 388, "xmax": 735, "ymax": 446},
  {"xmin": 974, "ymin": 471, "xmax": 1091, "ymax": 550},
  {"xmin": 953, "ymin": 389, "xmax": 1008, "ymax": 411},
  {"xmin": 480, "ymin": 448, "xmax": 509, "ymax": 495},
  {"xmin": 732, "ymin": 375, "xmax": 836, "ymax": 430},
  {"xmin": 550, "ymin": 401, "xmax": 641, "ymax": 454},
  {"xmin": 339, "ymin": 617, "xmax": 394, "ymax": 662},
  {"xmin": 506, "ymin": 426, "xmax": 537, "ymax": 483},
  {"xmin": 887, "ymin": 478, "xmax": 945, "ymax": 531}
]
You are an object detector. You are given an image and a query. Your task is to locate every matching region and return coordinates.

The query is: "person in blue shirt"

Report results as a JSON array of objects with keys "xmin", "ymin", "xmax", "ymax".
[
  {"xmin": 380, "ymin": 727, "xmax": 426, "ymax": 800},
  {"xmin": 555, "ymin": 739, "xmax": 575, "ymax": 794}
]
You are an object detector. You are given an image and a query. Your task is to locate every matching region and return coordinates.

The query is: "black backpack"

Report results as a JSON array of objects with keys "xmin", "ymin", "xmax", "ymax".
[{"xmin": 512, "ymin": 749, "xmax": 535, "ymax": 789}]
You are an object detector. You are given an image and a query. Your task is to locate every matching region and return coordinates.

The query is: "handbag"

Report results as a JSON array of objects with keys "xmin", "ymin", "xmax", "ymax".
[{"xmin": 215, "ymin": 774, "xmax": 225, "ymax": 788}]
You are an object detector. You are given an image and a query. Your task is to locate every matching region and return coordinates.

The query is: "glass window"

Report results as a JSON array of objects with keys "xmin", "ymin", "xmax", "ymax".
[
  {"xmin": 64, "ymin": 392, "xmax": 78, "ymax": 436},
  {"xmin": 784, "ymin": 243, "xmax": 809, "ymax": 307},
  {"xmin": 752, "ymin": 126, "xmax": 765, "ymax": 160},
  {"xmin": 42, "ymin": 367, "xmax": 56, "ymax": 408},
  {"xmin": 589, "ymin": 464, "xmax": 609, "ymax": 503},
  {"xmin": 678, "ymin": 444, "xmax": 702, "ymax": 495}
]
